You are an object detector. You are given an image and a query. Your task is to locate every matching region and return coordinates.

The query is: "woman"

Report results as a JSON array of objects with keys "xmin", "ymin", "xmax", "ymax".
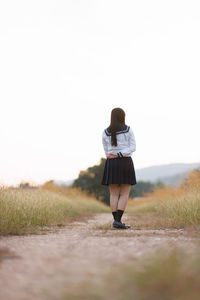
[{"xmin": 101, "ymin": 107, "xmax": 137, "ymax": 229}]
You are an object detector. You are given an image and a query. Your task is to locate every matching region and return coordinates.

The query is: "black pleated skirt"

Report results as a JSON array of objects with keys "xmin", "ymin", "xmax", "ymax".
[{"xmin": 101, "ymin": 157, "xmax": 137, "ymax": 186}]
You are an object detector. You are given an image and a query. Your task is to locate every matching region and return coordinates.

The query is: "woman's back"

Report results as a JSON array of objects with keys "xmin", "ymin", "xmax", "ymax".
[{"xmin": 102, "ymin": 124, "xmax": 136, "ymax": 158}]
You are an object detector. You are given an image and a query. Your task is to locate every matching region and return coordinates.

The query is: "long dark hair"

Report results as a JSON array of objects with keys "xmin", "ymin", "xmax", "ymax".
[{"xmin": 108, "ymin": 108, "xmax": 126, "ymax": 146}]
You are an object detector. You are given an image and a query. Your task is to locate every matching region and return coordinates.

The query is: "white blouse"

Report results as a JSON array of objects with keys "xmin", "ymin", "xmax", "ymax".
[{"xmin": 102, "ymin": 125, "xmax": 136, "ymax": 158}]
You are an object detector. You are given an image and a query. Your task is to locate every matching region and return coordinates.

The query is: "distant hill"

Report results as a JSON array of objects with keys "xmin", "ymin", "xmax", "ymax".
[
  {"xmin": 156, "ymin": 171, "xmax": 190, "ymax": 187},
  {"xmin": 135, "ymin": 162, "xmax": 200, "ymax": 186}
]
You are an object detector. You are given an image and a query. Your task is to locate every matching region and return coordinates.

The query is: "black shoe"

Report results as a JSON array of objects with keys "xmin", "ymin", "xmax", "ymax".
[
  {"xmin": 112, "ymin": 220, "xmax": 128, "ymax": 229},
  {"xmin": 121, "ymin": 222, "xmax": 131, "ymax": 229}
]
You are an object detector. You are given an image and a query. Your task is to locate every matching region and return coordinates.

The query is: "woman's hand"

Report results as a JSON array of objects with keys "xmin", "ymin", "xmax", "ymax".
[{"xmin": 107, "ymin": 153, "xmax": 118, "ymax": 159}]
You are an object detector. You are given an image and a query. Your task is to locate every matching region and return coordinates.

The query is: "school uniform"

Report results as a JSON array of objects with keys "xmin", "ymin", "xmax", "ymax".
[{"xmin": 101, "ymin": 124, "xmax": 137, "ymax": 186}]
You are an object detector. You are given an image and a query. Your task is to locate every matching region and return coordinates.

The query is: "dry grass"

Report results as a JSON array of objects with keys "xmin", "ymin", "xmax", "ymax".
[
  {"xmin": 156, "ymin": 188, "xmax": 200, "ymax": 228},
  {"xmin": 126, "ymin": 169, "xmax": 200, "ymax": 229},
  {"xmin": 127, "ymin": 193, "xmax": 200, "ymax": 229},
  {"xmin": 42, "ymin": 181, "xmax": 100, "ymax": 201},
  {"xmin": 0, "ymin": 187, "xmax": 109, "ymax": 235}
]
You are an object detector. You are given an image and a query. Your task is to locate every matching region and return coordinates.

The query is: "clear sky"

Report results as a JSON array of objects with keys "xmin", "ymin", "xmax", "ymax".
[{"xmin": 0, "ymin": 0, "xmax": 200, "ymax": 185}]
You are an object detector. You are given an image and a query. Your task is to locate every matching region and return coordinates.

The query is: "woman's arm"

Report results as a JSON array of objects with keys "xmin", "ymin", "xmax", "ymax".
[{"xmin": 102, "ymin": 131, "xmax": 118, "ymax": 158}]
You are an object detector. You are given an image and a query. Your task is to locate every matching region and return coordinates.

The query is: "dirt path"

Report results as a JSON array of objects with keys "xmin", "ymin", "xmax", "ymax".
[{"xmin": 0, "ymin": 213, "xmax": 198, "ymax": 300}]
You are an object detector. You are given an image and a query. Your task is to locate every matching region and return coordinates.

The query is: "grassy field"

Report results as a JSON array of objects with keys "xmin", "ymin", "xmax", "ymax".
[
  {"xmin": 1, "ymin": 168, "xmax": 200, "ymax": 235},
  {"xmin": 126, "ymin": 189, "xmax": 200, "ymax": 229},
  {"xmin": 126, "ymin": 168, "xmax": 200, "ymax": 229},
  {"xmin": 0, "ymin": 185, "xmax": 109, "ymax": 235}
]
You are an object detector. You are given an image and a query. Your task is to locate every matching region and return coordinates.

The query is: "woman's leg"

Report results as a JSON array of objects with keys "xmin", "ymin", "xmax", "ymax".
[
  {"xmin": 114, "ymin": 184, "xmax": 131, "ymax": 223},
  {"xmin": 117, "ymin": 184, "xmax": 131, "ymax": 210},
  {"xmin": 108, "ymin": 184, "xmax": 120, "ymax": 213}
]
